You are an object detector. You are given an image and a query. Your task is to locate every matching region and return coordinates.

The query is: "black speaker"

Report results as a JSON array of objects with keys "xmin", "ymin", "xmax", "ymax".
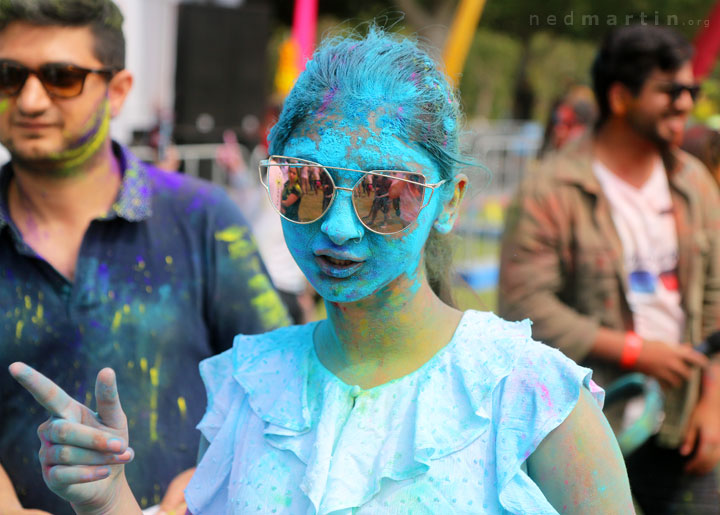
[{"xmin": 174, "ymin": 3, "xmax": 270, "ymax": 144}]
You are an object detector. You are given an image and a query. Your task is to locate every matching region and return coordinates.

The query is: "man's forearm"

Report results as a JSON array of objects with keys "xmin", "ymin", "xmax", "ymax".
[
  {"xmin": 701, "ymin": 361, "xmax": 720, "ymax": 404},
  {"xmin": 590, "ymin": 326, "xmax": 626, "ymax": 362},
  {"xmin": 0, "ymin": 462, "xmax": 23, "ymax": 511}
]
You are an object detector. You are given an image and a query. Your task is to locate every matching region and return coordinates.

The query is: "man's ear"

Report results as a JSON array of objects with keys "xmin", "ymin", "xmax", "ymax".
[
  {"xmin": 433, "ymin": 173, "xmax": 468, "ymax": 234},
  {"xmin": 608, "ymin": 82, "xmax": 633, "ymax": 117},
  {"xmin": 107, "ymin": 69, "xmax": 133, "ymax": 118}
]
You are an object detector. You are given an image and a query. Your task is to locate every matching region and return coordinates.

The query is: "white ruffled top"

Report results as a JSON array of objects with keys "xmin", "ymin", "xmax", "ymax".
[{"xmin": 185, "ymin": 310, "xmax": 603, "ymax": 514}]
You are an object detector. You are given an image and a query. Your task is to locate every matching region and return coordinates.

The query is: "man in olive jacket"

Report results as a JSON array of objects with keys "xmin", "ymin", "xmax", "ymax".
[{"xmin": 499, "ymin": 25, "xmax": 720, "ymax": 512}]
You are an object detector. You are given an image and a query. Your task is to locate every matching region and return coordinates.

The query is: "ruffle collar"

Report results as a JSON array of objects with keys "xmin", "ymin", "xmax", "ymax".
[{"xmin": 231, "ymin": 311, "xmax": 533, "ymax": 514}]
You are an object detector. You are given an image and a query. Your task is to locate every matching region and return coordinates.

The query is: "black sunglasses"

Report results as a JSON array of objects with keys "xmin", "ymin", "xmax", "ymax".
[
  {"xmin": 0, "ymin": 60, "xmax": 118, "ymax": 99},
  {"xmin": 656, "ymin": 81, "xmax": 701, "ymax": 102}
]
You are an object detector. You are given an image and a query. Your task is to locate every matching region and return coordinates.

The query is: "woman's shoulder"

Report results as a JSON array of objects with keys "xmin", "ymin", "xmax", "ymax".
[
  {"xmin": 457, "ymin": 310, "xmax": 594, "ymax": 371},
  {"xmin": 452, "ymin": 310, "xmax": 604, "ymax": 419}
]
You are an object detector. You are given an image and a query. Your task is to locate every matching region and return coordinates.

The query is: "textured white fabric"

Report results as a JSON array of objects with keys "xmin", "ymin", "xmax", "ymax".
[
  {"xmin": 593, "ymin": 160, "xmax": 684, "ymax": 343},
  {"xmin": 186, "ymin": 311, "xmax": 603, "ymax": 514}
]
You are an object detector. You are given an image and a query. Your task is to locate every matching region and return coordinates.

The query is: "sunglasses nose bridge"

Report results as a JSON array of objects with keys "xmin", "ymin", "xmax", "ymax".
[{"xmin": 15, "ymin": 70, "xmax": 53, "ymax": 106}]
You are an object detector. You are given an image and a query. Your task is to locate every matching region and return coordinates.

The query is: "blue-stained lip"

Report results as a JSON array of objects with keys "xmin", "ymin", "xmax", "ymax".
[{"xmin": 314, "ymin": 255, "xmax": 364, "ymax": 278}]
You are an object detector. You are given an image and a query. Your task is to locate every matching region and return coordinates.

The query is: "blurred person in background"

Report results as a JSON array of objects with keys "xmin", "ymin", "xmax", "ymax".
[
  {"xmin": 681, "ymin": 124, "xmax": 720, "ymax": 187},
  {"xmin": 500, "ymin": 24, "xmax": 720, "ymax": 513},
  {"xmin": 538, "ymin": 86, "xmax": 597, "ymax": 158},
  {"xmin": 0, "ymin": 1, "xmax": 289, "ymax": 513}
]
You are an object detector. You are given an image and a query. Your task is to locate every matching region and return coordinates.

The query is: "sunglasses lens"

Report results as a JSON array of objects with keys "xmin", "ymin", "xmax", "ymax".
[
  {"xmin": 40, "ymin": 65, "xmax": 86, "ymax": 98},
  {"xmin": 0, "ymin": 63, "xmax": 27, "ymax": 96},
  {"xmin": 261, "ymin": 159, "xmax": 333, "ymax": 223},
  {"xmin": 353, "ymin": 172, "xmax": 427, "ymax": 234}
]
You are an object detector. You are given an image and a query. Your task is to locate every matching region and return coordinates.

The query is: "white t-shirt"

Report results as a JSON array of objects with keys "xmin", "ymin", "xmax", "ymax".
[{"xmin": 593, "ymin": 159, "xmax": 684, "ymax": 344}]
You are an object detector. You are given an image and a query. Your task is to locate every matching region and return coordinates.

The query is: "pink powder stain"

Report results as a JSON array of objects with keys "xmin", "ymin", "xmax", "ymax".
[
  {"xmin": 316, "ymin": 88, "xmax": 338, "ymax": 116},
  {"xmin": 539, "ymin": 383, "xmax": 553, "ymax": 408}
]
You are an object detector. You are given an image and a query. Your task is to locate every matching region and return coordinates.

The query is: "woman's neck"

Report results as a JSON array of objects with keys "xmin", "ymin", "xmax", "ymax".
[{"xmin": 315, "ymin": 268, "xmax": 463, "ymax": 389}]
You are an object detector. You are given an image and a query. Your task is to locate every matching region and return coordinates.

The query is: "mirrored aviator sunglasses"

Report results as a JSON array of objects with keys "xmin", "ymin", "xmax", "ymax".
[{"xmin": 259, "ymin": 156, "xmax": 446, "ymax": 235}]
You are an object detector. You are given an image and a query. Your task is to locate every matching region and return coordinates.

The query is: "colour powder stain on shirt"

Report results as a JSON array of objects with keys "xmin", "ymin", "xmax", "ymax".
[
  {"xmin": 177, "ymin": 396, "xmax": 187, "ymax": 419},
  {"xmin": 539, "ymin": 383, "xmax": 553, "ymax": 408}
]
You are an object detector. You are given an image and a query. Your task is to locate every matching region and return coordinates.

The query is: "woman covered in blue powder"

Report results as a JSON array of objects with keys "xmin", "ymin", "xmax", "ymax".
[{"xmin": 9, "ymin": 27, "xmax": 633, "ymax": 514}]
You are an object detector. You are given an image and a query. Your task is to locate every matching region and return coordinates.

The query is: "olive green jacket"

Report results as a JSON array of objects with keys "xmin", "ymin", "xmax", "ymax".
[{"xmin": 498, "ymin": 137, "xmax": 720, "ymax": 443}]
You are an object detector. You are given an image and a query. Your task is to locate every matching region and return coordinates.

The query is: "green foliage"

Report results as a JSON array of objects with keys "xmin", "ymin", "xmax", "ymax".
[
  {"xmin": 458, "ymin": 29, "xmax": 522, "ymax": 119},
  {"xmin": 527, "ymin": 32, "xmax": 596, "ymax": 121}
]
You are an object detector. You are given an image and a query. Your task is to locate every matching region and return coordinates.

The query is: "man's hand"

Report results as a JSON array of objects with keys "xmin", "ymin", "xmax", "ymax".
[
  {"xmin": 215, "ymin": 130, "xmax": 247, "ymax": 176},
  {"xmin": 8, "ymin": 362, "xmax": 135, "ymax": 512},
  {"xmin": 157, "ymin": 467, "xmax": 195, "ymax": 515},
  {"xmin": 681, "ymin": 364, "xmax": 720, "ymax": 475},
  {"xmin": 634, "ymin": 340, "xmax": 708, "ymax": 388}
]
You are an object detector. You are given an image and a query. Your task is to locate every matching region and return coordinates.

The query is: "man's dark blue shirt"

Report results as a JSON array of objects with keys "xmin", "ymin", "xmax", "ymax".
[{"xmin": 0, "ymin": 143, "xmax": 289, "ymax": 512}]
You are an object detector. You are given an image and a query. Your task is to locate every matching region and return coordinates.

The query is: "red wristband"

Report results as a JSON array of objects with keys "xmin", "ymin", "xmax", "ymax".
[{"xmin": 620, "ymin": 331, "xmax": 643, "ymax": 369}]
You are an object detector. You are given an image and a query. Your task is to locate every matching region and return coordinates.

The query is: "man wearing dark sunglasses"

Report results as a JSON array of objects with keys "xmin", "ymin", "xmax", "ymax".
[
  {"xmin": 0, "ymin": 1, "xmax": 289, "ymax": 514},
  {"xmin": 500, "ymin": 24, "xmax": 720, "ymax": 513}
]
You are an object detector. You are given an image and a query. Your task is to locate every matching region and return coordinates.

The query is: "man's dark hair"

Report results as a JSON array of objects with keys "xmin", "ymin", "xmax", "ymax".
[
  {"xmin": 591, "ymin": 25, "xmax": 693, "ymax": 127},
  {"xmin": 0, "ymin": 0, "xmax": 125, "ymax": 69}
]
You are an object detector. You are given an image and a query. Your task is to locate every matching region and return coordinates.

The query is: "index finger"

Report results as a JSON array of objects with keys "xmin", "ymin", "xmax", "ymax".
[
  {"xmin": 8, "ymin": 362, "xmax": 75, "ymax": 419},
  {"xmin": 222, "ymin": 129, "xmax": 238, "ymax": 145}
]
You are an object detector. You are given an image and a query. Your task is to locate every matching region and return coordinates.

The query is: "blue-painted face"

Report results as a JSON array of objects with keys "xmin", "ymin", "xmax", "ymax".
[{"xmin": 280, "ymin": 105, "xmax": 451, "ymax": 303}]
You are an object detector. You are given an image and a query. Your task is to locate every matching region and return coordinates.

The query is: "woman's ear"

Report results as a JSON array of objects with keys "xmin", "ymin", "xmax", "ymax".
[{"xmin": 433, "ymin": 173, "xmax": 468, "ymax": 234}]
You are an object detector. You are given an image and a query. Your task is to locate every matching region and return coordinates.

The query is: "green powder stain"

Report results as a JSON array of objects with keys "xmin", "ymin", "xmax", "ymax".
[
  {"xmin": 0, "ymin": 99, "xmax": 9, "ymax": 114},
  {"xmin": 50, "ymin": 100, "xmax": 111, "ymax": 175}
]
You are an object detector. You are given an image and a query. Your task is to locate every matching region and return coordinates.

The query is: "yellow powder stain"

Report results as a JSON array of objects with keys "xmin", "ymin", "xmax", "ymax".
[
  {"xmin": 123, "ymin": 304, "xmax": 130, "ymax": 314},
  {"xmin": 140, "ymin": 358, "xmax": 148, "ymax": 372},
  {"xmin": 111, "ymin": 310, "xmax": 122, "ymax": 331},
  {"xmin": 214, "ymin": 225, "xmax": 247, "ymax": 242},
  {"xmin": 15, "ymin": 321, "xmax": 23, "ymax": 340},
  {"xmin": 150, "ymin": 367, "xmax": 159, "ymax": 387},
  {"xmin": 139, "ymin": 304, "xmax": 146, "ymax": 314},
  {"xmin": 251, "ymin": 290, "xmax": 289, "ymax": 329},
  {"xmin": 127, "ymin": 360, "xmax": 135, "ymax": 369},
  {"xmin": 165, "ymin": 256, "xmax": 173, "ymax": 265},
  {"xmin": 149, "ymin": 409, "xmax": 158, "ymax": 442},
  {"xmin": 0, "ymin": 99, "xmax": 9, "ymax": 114},
  {"xmin": 148, "ymin": 355, "xmax": 161, "ymax": 442},
  {"xmin": 228, "ymin": 239, "xmax": 256, "ymax": 260},
  {"xmin": 177, "ymin": 397, "xmax": 187, "ymax": 418},
  {"xmin": 146, "ymin": 286, "xmax": 152, "ymax": 293},
  {"xmin": 248, "ymin": 273, "xmax": 272, "ymax": 292},
  {"xmin": 24, "ymin": 295, "xmax": 31, "ymax": 310},
  {"xmin": 136, "ymin": 260, "xmax": 146, "ymax": 271},
  {"xmin": 85, "ymin": 391, "xmax": 92, "ymax": 407},
  {"xmin": 36, "ymin": 304, "xmax": 43, "ymax": 321}
]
